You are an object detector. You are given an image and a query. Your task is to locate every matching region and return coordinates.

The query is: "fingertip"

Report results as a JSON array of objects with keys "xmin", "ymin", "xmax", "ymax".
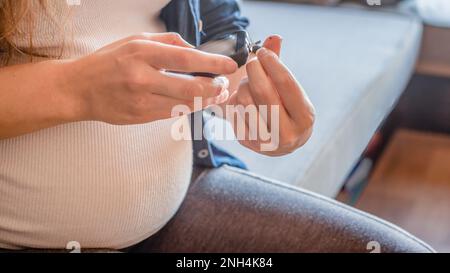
[
  {"xmin": 184, "ymin": 43, "xmax": 196, "ymax": 49},
  {"xmin": 263, "ymin": 35, "xmax": 282, "ymax": 46},
  {"xmin": 167, "ymin": 32, "xmax": 195, "ymax": 48},
  {"xmin": 268, "ymin": 34, "xmax": 283, "ymax": 41},
  {"xmin": 245, "ymin": 58, "xmax": 259, "ymax": 74},
  {"xmin": 256, "ymin": 47, "xmax": 277, "ymax": 61},
  {"xmin": 263, "ymin": 35, "xmax": 282, "ymax": 57},
  {"xmin": 177, "ymin": 40, "xmax": 195, "ymax": 49},
  {"xmin": 246, "ymin": 58, "xmax": 257, "ymax": 67},
  {"xmin": 225, "ymin": 58, "xmax": 239, "ymax": 74}
]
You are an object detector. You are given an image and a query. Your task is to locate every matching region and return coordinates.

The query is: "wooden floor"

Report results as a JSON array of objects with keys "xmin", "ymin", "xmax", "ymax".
[{"xmin": 356, "ymin": 129, "xmax": 450, "ymax": 252}]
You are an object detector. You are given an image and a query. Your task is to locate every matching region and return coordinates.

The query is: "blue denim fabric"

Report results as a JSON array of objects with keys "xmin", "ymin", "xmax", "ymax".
[
  {"xmin": 160, "ymin": 0, "xmax": 249, "ymax": 169},
  {"xmin": 161, "ymin": 0, "xmax": 249, "ymax": 45}
]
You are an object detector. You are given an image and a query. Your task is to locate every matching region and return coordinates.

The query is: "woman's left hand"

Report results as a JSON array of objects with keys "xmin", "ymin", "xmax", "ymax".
[{"xmin": 226, "ymin": 36, "xmax": 315, "ymax": 156}]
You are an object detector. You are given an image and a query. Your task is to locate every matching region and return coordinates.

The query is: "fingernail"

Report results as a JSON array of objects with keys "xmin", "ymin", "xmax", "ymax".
[
  {"xmin": 257, "ymin": 47, "xmax": 274, "ymax": 59},
  {"xmin": 257, "ymin": 47, "xmax": 267, "ymax": 55}
]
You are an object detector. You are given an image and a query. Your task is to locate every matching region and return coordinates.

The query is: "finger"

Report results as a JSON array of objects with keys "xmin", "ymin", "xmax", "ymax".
[
  {"xmin": 226, "ymin": 89, "xmax": 239, "ymax": 109},
  {"xmin": 262, "ymin": 35, "xmax": 282, "ymax": 57},
  {"xmin": 234, "ymin": 124, "xmax": 260, "ymax": 151},
  {"xmin": 232, "ymin": 115, "xmax": 270, "ymax": 153},
  {"xmin": 226, "ymin": 65, "xmax": 248, "ymax": 93},
  {"xmin": 246, "ymin": 58, "xmax": 289, "ymax": 129},
  {"xmin": 132, "ymin": 94, "xmax": 195, "ymax": 122},
  {"xmin": 100, "ymin": 32, "xmax": 194, "ymax": 52},
  {"xmin": 145, "ymin": 32, "xmax": 194, "ymax": 48},
  {"xmin": 257, "ymin": 48, "xmax": 313, "ymax": 122},
  {"xmin": 134, "ymin": 41, "xmax": 238, "ymax": 74},
  {"xmin": 153, "ymin": 71, "xmax": 229, "ymax": 100},
  {"xmin": 227, "ymin": 88, "xmax": 262, "ymax": 145},
  {"xmin": 236, "ymin": 81, "xmax": 255, "ymax": 129},
  {"xmin": 235, "ymin": 81, "xmax": 270, "ymax": 141}
]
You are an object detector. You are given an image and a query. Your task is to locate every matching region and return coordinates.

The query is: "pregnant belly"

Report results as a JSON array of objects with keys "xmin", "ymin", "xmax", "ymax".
[{"xmin": 0, "ymin": 118, "xmax": 193, "ymax": 250}]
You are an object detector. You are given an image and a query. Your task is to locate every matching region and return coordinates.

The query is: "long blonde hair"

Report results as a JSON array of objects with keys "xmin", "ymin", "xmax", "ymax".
[{"xmin": 0, "ymin": 0, "xmax": 51, "ymax": 63}]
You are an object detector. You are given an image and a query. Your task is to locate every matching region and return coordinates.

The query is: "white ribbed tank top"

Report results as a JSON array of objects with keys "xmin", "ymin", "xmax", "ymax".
[{"xmin": 0, "ymin": 0, "xmax": 193, "ymax": 250}]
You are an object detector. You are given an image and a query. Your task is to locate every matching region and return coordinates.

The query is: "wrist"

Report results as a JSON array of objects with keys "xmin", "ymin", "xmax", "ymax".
[{"xmin": 53, "ymin": 58, "xmax": 93, "ymax": 122}]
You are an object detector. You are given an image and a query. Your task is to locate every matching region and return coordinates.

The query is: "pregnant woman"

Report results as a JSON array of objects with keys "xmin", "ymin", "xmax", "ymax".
[{"xmin": 0, "ymin": 0, "xmax": 433, "ymax": 252}]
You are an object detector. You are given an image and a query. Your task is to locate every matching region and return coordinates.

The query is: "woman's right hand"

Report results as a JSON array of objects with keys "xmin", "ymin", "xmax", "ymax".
[{"xmin": 62, "ymin": 32, "xmax": 238, "ymax": 125}]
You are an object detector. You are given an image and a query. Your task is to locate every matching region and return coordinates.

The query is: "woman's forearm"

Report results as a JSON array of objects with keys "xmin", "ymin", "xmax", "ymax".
[
  {"xmin": 0, "ymin": 33, "xmax": 238, "ymax": 140},
  {"xmin": 0, "ymin": 60, "xmax": 84, "ymax": 139}
]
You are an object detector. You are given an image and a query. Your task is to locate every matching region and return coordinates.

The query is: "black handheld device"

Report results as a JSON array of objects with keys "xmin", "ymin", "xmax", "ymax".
[{"xmin": 192, "ymin": 31, "xmax": 261, "ymax": 77}]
